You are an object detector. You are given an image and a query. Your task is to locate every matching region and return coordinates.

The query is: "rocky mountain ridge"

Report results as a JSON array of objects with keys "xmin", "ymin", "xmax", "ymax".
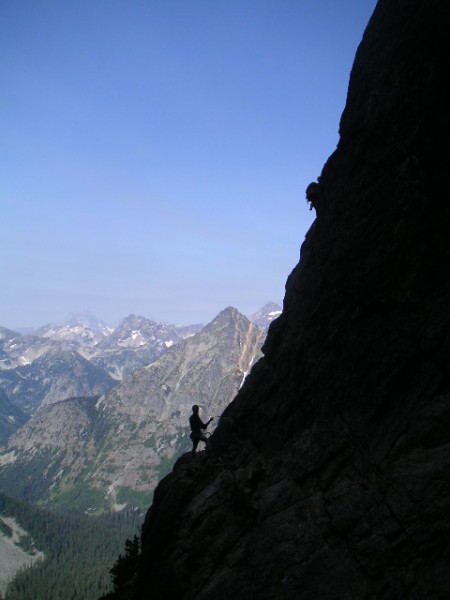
[
  {"xmin": 83, "ymin": 314, "xmax": 203, "ymax": 380},
  {"xmin": 0, "ymin": 313, "xmax": 205, "ymax": 441},
  {"xmin": 0, "ymin": 349, "xmax": 116, "ymax": 416},
  {"xmin": 0, "ymin": 307, "xmax": 265, "ymax": 513},
  {"xmin": 0, "ymin": 304, "xmax": 276, "ymax": 439},
  {"xmin": 107, "ymin": 1, "xmax": 450, "ymax": 598}
]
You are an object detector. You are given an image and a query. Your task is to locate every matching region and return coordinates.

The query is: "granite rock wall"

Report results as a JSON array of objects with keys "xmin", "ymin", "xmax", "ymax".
[{"xmin": 128, "ymin": 1, "xmax": 450, "ymax": 598}]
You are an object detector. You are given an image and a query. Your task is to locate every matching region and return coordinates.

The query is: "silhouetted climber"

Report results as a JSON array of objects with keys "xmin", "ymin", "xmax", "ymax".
[
  {"xmin": 189, "ymin": 404, "xmax": 213, "ymax": 456},
  {"xmin": 306, "ymin": 181, "xmax": 320, "ymax": 211}
]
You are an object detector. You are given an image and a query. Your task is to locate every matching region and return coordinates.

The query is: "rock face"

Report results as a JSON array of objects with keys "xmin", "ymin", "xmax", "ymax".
[{"xmin": 125, "ymin": 2, "xmax": 450, "ymax": 599}]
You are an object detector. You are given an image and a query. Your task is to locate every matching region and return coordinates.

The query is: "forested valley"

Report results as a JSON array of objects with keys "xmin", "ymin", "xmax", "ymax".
[{"xmin": 0, "ymin": 492, "xmax": 143, "ymax": 599}]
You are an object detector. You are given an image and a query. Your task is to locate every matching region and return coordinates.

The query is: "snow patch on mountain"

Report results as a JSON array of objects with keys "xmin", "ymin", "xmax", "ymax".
[
  {"xmin": 0, "ymin": 451, "xmax": 17, "ymax": 466},
  {"xmin": 249, "ymin": 302, "xmax": 282, "ymax": 329}
]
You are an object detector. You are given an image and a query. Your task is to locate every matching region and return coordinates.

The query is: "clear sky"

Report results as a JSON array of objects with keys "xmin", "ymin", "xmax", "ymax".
[{"xmin": 1, "ymin": 0, "xmax": 377, "ymax": 328}]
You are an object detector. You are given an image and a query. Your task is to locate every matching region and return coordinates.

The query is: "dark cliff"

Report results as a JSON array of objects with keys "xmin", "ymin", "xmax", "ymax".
[{"xmin": 115, "ymin": 1, "xmax": 450, "ymax": 598}]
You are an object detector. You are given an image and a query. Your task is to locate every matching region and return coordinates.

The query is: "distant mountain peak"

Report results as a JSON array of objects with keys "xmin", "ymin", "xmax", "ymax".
[
  {"xmin": 213, "ymin": 306, "xmax": 243, "ymax": 321},
  {"xmin": 202, "ymin": 306, "xmax": 250, "ymax": 334},
  {"xmin": 249, "ymin": 302, "xmax": 282, "ymax": 329},
  {"xmin": 0, "ymin": 326, "xmax": 21, "ymax": 342},
  {"xmin": 119, "ymin": 314, "xmax": 157, "ymax": 327},
  {"xmin": 63, "ymin": 311, "xmax": 111, "ymax": 334}
]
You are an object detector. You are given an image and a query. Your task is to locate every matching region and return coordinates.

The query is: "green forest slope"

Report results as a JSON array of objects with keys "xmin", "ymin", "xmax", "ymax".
[{"xmin": 0, "ymin": 492, "xmax": 143, "ymax": 600}]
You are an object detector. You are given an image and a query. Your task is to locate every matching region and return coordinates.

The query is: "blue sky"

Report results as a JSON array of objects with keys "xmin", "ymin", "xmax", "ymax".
[{"xmin": 1, "ymin": 0, "xmax": 377, "ymax": 328}]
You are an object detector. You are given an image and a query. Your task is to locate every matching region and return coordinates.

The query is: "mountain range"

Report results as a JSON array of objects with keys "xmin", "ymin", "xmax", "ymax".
[
  {"xmin": 0, "ymin": 304, "xmax": 277, "ymax": 512},
  {"xmin": 0, "ymin": 303, "xmax": 278, "ymax": 595},
  {"xmin": 0, "ymin": 348, "xmax": 117, "ymax": 416},
  {"xmin": 80, "ymin": 314, "xmax": 203, "ymax": 380}
]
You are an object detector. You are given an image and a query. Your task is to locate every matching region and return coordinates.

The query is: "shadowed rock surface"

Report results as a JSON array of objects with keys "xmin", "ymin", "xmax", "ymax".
[{"xmin": 108, "ymin": 1, "xmax": 450, "ymax": 598}]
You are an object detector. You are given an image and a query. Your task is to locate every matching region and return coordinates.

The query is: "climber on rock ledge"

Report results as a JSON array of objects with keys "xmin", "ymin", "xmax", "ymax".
[{"xmin": 189, "ymin": 404, "xmax": 213, "ymax": 457}]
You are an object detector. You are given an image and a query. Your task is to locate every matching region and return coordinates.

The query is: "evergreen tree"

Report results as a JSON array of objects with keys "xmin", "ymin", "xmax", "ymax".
[{"xmin": 110, "ymin": 535, "xmax": 140, "ymax": 591}]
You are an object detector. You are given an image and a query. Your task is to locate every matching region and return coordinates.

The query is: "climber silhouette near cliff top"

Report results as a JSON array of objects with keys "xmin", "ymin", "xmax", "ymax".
[{"xmin": 189, "ymin": 404, "xmax": 213, "ymax": 457}]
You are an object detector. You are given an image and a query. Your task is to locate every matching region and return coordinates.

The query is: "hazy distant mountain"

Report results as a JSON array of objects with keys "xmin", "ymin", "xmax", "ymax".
[
  {"xmin": 249, "ymin": 302, "xmax": 282, "ymax": 328},
  {"xmin": 174, "ymin": 323, "xmax": 205, "ymax": 338},
  {"xmin": 81, "ymin": 314, "xmax": 203, "ymax": 380},
  {"xmin": 0, "ymin": 348, "xmax": 116, "ymax": 415},
  {"xmin": 0, "ymin": 307, "xmax": 264, "ymax": 512},
  {"xmin": 0, "ymin": 328, "xmax": 22, "ymax": 371},
  {"xmin": 0, "ymin": 313, "xmax": 204, "ymax": 423},
  {"xmin": 36, "ymin": 311, "xmax": 112, "ymax": 347},
  {"xmin": 0, "ymin": 333, "xmax": 62, "ymax": 370},
  {"xmin": 9, "ymin": 326, "xmax": 36, "ymax": 336},
  {"xmin": 0, "ymin": 327, "xmax": 20, "ymax": 342},
  {"xmin": 64, "ymin": 310, "xmax": 111, "ymax": 334},
  {"xmin": 95, "ymin": 314, "xmax": 196, "ymax": 349}
]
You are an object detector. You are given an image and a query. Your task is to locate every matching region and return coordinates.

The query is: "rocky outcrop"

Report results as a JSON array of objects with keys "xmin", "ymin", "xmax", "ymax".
[{"xmin": 123, "ymin": 1, "xmax": 450, "ymax": 598}]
